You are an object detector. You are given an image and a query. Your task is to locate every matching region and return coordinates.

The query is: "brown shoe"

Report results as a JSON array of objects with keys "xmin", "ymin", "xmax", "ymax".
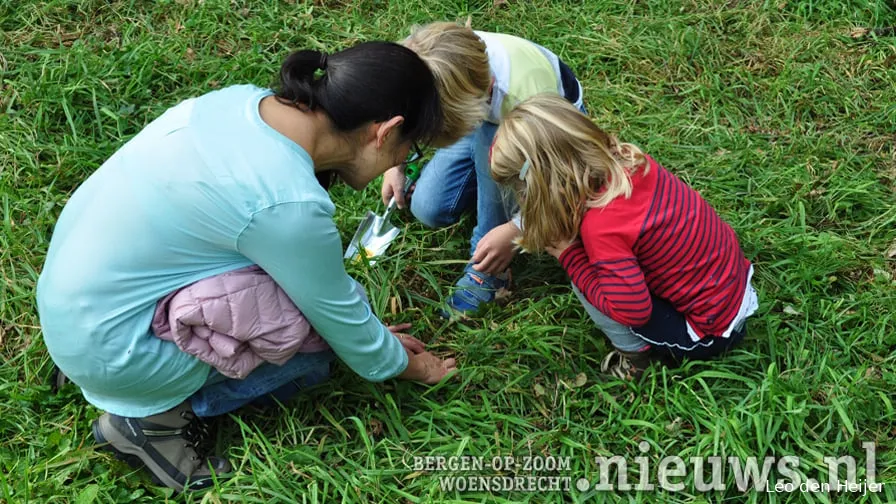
[
  {"xmin": 600, "ymin": 349, "xmax": 655, "ymax": 381},
  {"xmin": 92, "ymin": 401, "xmax": 231, "ymax": 491}
]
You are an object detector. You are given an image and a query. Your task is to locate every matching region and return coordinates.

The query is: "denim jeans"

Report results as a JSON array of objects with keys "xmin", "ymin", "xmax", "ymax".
[
  {"xmin": 189, "ymin": 349, "xmax": 336, "ymax": 417},
  {"xmin": 411, "ymin": 94, "xmax": 586, "ymax": 257},
  {"xmin": 188, "ymin": 279, "xmax": 371, "ymax": 417},
  {"xmin": 410, "ymin": 121, "xmax": 505, "ymax": 255}
]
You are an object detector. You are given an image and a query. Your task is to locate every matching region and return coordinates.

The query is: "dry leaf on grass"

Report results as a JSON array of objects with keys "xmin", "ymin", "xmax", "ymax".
[
  {"xmin": 558, "ymin": 374, "xmax": 586, "ymax": 390},
  {"xmin": 368, "ymin": 419, "xmax": 384, "ymax": 437},
  {"xmin": 849, "ymin": 26, "xmax": 896, "ymax": 39},
  {"xmin": 850, "ymin": 27, "xmax": 870, "ymax": 39}
]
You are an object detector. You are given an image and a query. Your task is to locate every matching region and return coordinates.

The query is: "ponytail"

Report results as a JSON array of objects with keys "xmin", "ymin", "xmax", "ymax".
[
  {"xmin": 274, "ymin": 42, "xmax": 443, "ymax": 146},
  {"xmin": 277, "ymin": 50, "xmax": 329, "ymax": 111}
]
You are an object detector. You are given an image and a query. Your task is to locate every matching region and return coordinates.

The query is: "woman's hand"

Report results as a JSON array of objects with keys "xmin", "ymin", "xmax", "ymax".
[
  {"xmin": 381, "ymin": 166, "xmax": 409, "ymax": 209},
  {"xmin": 388, "ymin": 323, "xmax": 425, "ymax": 354},
  {"xmin": 398, "ymin": 351, "xmax": 457, "ymax": 384},
  {"xmin": 389, "ymin": 323, "xmax": 455, "ymax": 383},
  {"xmin": 545, "ymin": 237, "xmax": 579, "ymax": 260},
  {"xmin": 471, "ymin": 222, "xmax": 521, "ymax": 276}
]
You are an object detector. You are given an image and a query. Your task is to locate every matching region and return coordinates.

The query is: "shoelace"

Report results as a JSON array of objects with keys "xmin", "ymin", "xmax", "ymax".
[{"xmin": 180, "ymin": 411, "xmax": 214, "ymax": 458}]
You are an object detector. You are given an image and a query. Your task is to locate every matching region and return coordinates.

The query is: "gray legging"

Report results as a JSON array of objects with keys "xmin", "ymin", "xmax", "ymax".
[{"xmin": 571, "ymin": 284, "xmax": 746, "ymax": 360}]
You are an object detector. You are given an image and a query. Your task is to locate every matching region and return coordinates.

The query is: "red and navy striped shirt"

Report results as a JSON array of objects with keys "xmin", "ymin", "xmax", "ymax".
[{"xmin": 558, "ymin": 156, "xmax": 751, "ymax": 338}]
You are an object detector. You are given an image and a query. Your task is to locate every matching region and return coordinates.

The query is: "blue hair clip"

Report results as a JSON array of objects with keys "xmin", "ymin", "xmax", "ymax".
[{"xmin": 519, "ymin": 160, "xmax": 531, "ymax": 181}]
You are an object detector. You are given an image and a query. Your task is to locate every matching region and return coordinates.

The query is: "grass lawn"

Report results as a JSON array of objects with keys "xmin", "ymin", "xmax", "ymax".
[{"xmin": 2, "ymin": 0, "xmax": 895, "ymax": 502}]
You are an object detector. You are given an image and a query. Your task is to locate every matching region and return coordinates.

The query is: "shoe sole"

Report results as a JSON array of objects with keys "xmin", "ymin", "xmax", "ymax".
[{"xmin": 92, "ymin": 418, "xmax": 182, "ymax": 491}]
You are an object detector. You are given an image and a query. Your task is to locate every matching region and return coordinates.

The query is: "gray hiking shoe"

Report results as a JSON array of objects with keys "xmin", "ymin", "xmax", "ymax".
[{"xmin": 92, "ymin": 401, "xmax": 232, "ymax": 491}]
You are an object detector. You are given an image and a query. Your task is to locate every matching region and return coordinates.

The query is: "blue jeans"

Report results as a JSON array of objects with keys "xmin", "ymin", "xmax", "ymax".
[
  {"xmin": 189, "ymin": 350, "xmax": 336, "ymax": 417},
  {"xmin": 411, "ymin": 97, "xmax": 587, "ymax": 257},
  {"xmin": 188, "ymin": 279, "xmax": 371, "ymax": 417},
  {"xmin": 411, "ymin": 122, "xmax": 506, "ymax": 255}
]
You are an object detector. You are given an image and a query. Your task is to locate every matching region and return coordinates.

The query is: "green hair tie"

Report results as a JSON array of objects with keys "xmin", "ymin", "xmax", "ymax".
[{"xmin": 519, "ymin": 160, "xmax": 531, "ymax": 181}]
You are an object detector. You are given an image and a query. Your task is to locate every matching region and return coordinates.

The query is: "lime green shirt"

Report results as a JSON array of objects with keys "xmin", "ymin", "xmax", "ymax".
[{"xmin": 475, "ymin": 31, "xmax": 564, "ymax": 122}]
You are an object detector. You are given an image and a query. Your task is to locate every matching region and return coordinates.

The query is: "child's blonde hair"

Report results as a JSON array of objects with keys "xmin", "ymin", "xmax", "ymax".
[
  {"xmin": 490, "ymin": 94, "xmax": 647, "ymax": 252},
  {"xmin": 403, "ymin": 20, "xmax": 491, "ymax": 147}
]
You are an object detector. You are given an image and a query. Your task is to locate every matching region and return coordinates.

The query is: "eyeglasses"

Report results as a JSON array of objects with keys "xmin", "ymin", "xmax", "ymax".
[
  {"xmin": 401, "ymin": 142, "xmax": 424, "ymax": 168},
  {"xmin": 398, "ymin": 142, "xmax": 423, "ymax": 186},
  {"xmin": 397, "ymin": 142, "xmax": 425, "ymax": 178}
]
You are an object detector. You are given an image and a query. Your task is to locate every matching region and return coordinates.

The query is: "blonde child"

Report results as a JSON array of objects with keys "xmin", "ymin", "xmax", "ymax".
[
  {"xmin": 489, "ymin": 95, "xmax": 759, "ymax": 379},
  {"xmin": 380, "ymin": 21, "xmax": 586, "ymax": 316}
]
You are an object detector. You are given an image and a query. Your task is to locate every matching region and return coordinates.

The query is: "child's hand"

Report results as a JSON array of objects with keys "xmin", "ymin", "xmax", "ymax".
[
  {"xmin": 471, "ymin": 222, "xmax": 521, "ymax": 275},
  {"xmin": 381, "ymin": 166, "xmax": 408, "ymax": 208},
  {"xmin": 545, "ymin": 238, "xmax": 578, "ymax": 259}
]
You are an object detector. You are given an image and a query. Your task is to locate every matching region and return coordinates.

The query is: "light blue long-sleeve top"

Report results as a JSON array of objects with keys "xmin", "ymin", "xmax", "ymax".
[{"xmin": 36, "ymin": 85, "xmax": 408, "ymax": 417}]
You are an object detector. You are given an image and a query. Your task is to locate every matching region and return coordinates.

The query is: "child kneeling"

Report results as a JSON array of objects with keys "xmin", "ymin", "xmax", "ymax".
[
  {"xmin": 381, "ymin": 21, "xmax": 587, "ymax": 317},
  {"xmin": 489, "ymin": 95, "xmax": 758, "ymax": 379}
]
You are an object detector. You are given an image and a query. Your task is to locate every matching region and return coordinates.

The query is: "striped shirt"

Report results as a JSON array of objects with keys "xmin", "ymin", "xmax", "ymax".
[{"xmin": 559, "ymin": 156, "xmax": 752, "ymax": 338}]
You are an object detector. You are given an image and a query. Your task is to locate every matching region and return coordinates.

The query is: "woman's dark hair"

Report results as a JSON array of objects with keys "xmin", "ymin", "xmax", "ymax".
[{"xmin": 275, "ymin": 41, "xmax": 443, "ymax": 147}]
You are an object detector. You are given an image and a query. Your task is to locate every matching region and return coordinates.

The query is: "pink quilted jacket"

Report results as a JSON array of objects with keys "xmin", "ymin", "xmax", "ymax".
[{"xmin": 151, "ymin": 265, "xmax": 329, "ymax": 379}]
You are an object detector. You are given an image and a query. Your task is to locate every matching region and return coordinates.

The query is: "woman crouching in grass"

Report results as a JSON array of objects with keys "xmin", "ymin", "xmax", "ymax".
[
  {"xmin": 36, "ymin": 42, "xmax": 456, "ymax": 491},
  {"xmin": 489, "ymin": 94, "xmax": 759, "ymax": 380}
]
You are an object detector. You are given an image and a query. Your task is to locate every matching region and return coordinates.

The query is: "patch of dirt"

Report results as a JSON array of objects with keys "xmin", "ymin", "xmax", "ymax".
[{"xmin": 402, "ymin": 267, "xmax": 437, "ymax": 300}]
